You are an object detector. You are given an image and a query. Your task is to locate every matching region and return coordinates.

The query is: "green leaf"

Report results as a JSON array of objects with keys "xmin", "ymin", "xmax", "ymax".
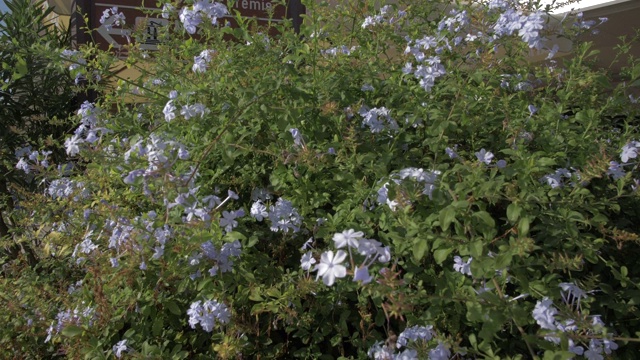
[
  {"xmin": 165, "ymin": 301, "xmax": 181, "ymax": 316},
  {"xmin": 518, "ymin": 217, "xmax": 530, "ymax": 237},
  {"xmin": 506, "ymin": 203, "xmax": 521, "ymax": 223},
  {"xmin": 413, "ymin": 240, "xmax": 428, "ymax": 261},
  {"xmin": 542, "ymin": 350, "xmax": 577, "ymax": 360},
  {"xmin": 433, "ymin": 248, "xmax": 453, "ymax": 265},
  {"xmin": 61, "ymin": 325, "xmax": 83, "ymax": 338},
  {"xmin": 152, "ymin": 317, "xmax": 164, "ymax": 337},
  {"xmin": 439, "ymin": 206, "xmax": 456, "ymax": 231},
  {"xmin": 473, "ymin": 211, "xmax": 495, "ymax": 228}
]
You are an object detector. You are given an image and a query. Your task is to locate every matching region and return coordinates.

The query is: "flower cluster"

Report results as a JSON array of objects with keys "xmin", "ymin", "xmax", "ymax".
[
  {"xmin": 186, "ymin": 299, "xmax": 230, "ymax": 332},
  {"xmin": 64, "ymin": 101, "xmax": 110, "ymax": 157},
  {"xmin": 15, "ymin": 147, "xmax": 51, "ymax": 174},
  {"xmin": 359, "ymin": 106, "xmax": 398, "ymax": 133},
  {"xmin": 368, "ymin": 325, "xmax": 455, "ymax": 360},
  {"xmin": 122, "ymin": 133, "xmax": 191, "ymax": 186},
  {"xmin": 251, "ymin": 197, "xmax": 303, "ymax": 233},
  {"xmin": 46, "ymin": 178, "xmax": 88, "ymax": 200},
  {"xmin": 402, "ymin": 52, "xmax": 446, "ymax": 92},
  {"xmin": 192, "ymin": 49, "xmax": 214, "ymax": 73},
  {"xmin": 307, "ymin": 229, "xmax": 391, "ymax": 286},
  {"xmin": 376, "ymin": 167, "xmax": 441, "ymax": 210},
  {"xmin": 198, "ymin": 240, "xmax": 242, "ymax": 277},
  {"xmin": 361, "ymin": 5, "xmax": 406, "ymax": 29},
  {"xmin": 99, "ymin": 6, "xmax": 125, "ymax": 31},
  {"xmin": 491, "ymin": 4, "xmax": 546, "ymax": 49},
  {"xmin": 179, "ymin": 1, "xmax": 228, "ymax": 34},
  {"xmin": 103, "ymin": 213, "xmax": 173, "ymax": 269},
  {"xmin": 321, "ymin": 45, "xmax": 356, "ymax": 57},
  {"xmin": 532, "ymin": 283, "xmax": 618, "ymax": 358},
  {"xmin": 72, "ymin": 231, "xmax": 99, "ymax": 263},
  {"xmin": 541, "ymin": 167, "xmax": 581, "ymax": 188},
  {"xmin": 60, "ymin": 49, "xmax": 86, "ymax": 71},
  {"xmin": 45, "ymin": 303, "xmax": 96, "ymax": 343}
]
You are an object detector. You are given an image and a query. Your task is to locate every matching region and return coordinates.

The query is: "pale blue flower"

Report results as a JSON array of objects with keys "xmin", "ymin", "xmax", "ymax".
[
  {"xmin": 16, "ymin": 158, "xmax": 30, "ymax": 173},
  {"xmin": 219, "ymin": 210, "xmax": 239, "ymax": 233},
  {"xmin": 179, "ymin": 8, "xmax": 202, "ymax": 34},
  {"xmin": 333, "ymin": 229, "xmax": 364, "ymax": 249},
  {"xmin": 65, "ymin": 134, "xmax": 84, "ymax": 156},
  {"xmin": 445, "ymin": 146, "xmax": 458, "ymax": 159},
  {"xmin": 559, "ymin": 282, "xmax": 588, "ymax": 310},
  {"xmin": 453, "ymin": 256, "xmax": 472, "ymax": 276},
  {"xmin": 475, "ymin": 148, "xmax": 494, "ymax": 164},
  {"xmin": 397, "ymin": 325, "xmax": 434, "ymax": 348},
  {"xmin": 112, "ymin": 340, "xmax": 128, "ymax": 358},
  {"xmin": 289, "ymin": 128, "xmax": 304, "ymax": 147},
  {"xmin": 396, "ymin": 349, "xmax": 418, "ymax": 360},
  {"xmin": 621, "ymin": 141, "xmax": 640, "ymax": 163},
  {"xmin": 428, "ymin": 343, "xmax": 451, "ymax": 360},
  {"xmin": 250, "ymin": 200, "xmax": 268, "ymax": 221},
  {"xmin": 532, "ymin": 297, "xmax": 558, "ymax": 330},
  {"xmin": 353, "ymin": 265, "xmax": 372, "ymax": 284},
  {"xmin": 315, "ymin": 250, "xmax": 347, "ymax": 286},
  {"xmin": 300, "ymin": 251, "xmax": 316, "ymax": 271},
  {"xmin": 367, "ymin": 341, "xmax": 395, "ymax": 360}
]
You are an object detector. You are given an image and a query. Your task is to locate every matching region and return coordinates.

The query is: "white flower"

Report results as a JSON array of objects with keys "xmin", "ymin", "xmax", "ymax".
[
  {"xmin": 65, "ymin": 134, "xmax": 84, "ymax": 156},
  {"xmin": 315, "ymin": 250, "xmax": 347, "ymax": 286},
  {"xmin": 475, "ymin": 148, "xmax": 494, "ymax": 164},
  {"xmin": 353, "ymin": 265, "xmax": 372, "ymax": 284},
  {"xmin": 163, "ymin": 100, "xmax": 176, "ymax": 122},
  {"xmin": 621, "ymin": 141, "xmax": 640, "ymax": 163},
  {"xmin": 333, "ymin": 229, "xmax": 364, "ymax": 249},
  {"xmin": 289, "ymin": 128, "xmax": 304, "ymax": 147},
  {"xmin": 300, "ymin": 251, "xmax": 316, "ymax": 271},
  {"xmin": 453, "ymin": 256, "xmax": 472, "ymax": 276},
  {"xmin": 112, "ymin": 340, "xmax": 128, "ymax": 358},
  {"xmin": 16, "ymin": 158, "xmax": 30, "ymax": 173},
  {"xmin": 250, "ymin": 200, "xmax": 268, "ymax": 221},
  {"xmin": 532, "ymin": 297, "xmax": 558, "ymax": 330}
]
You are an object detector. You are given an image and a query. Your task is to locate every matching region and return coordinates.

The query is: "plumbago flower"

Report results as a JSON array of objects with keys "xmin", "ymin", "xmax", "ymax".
[
  {"xmin": 620, "ymin": 141, "xmax": 640, "ymax": 163},
  {"xmin": 368, "ymin": 324, "xmax": 459, "ymax": 359},
  {"xmin": 359, "ymin": 106, "xmax": 398, "ymax": 133},
  {"xmin": 362, "ymin": 4, "xmax": 406, "ymax": 29},
  {"xmin": 99, "ymin": 6, "xmax": 125, "ymax": 31},
  {"xmin": 186, "ymin": 299, "xmax": 230, "ymax": 332},
  {"xmin": 333, "ymin": 229, "xmax": 363, "ymax": 249},
  {"xmin": 453, "ymin": 255, "xmax": 472, "ymax": 276},
  {"xmin": 314, "ymin": 250, "xmax": 347, "ymax": 286},
  {"xmin": 192, "ymin": 49, "xmax": 214, "ymax": 73},
  {"xmin": 375, "ymin": 167, "xmax": 441, "ymax": 210},
  {"xmin": 475, "ymin": 148, "xmax": 494, "ymax": 165},
  {"xmin": 112, "ymin": 340, "xmax": 128, "ymax": 358},
  {"xmin": 532, "ymin": 283, "xmax": 619, "ymax": 358},
  {"xmin": 179, "ymin": 1, "xmax": 228, "ymax": 34},
  {"xmin": 312, "ymin": 230, "xmax": 391, "ymax": 286}
]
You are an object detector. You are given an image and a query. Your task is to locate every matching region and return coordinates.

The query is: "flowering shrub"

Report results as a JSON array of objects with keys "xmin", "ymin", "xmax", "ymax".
[{"xmin": 2, "ymin": 0, "xmax": 640, "ymax": 358}]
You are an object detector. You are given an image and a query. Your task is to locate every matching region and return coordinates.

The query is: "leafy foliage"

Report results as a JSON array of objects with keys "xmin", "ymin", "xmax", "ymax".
[{"xmin": 2, "ymin": 0, "xmax": 640, "ymax": 359}]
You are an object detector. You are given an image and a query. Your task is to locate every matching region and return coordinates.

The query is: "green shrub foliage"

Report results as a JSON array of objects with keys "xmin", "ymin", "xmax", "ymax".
[{"xmin": 2, "ymin": 0, "xmax": 640, "ymax": 358}]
